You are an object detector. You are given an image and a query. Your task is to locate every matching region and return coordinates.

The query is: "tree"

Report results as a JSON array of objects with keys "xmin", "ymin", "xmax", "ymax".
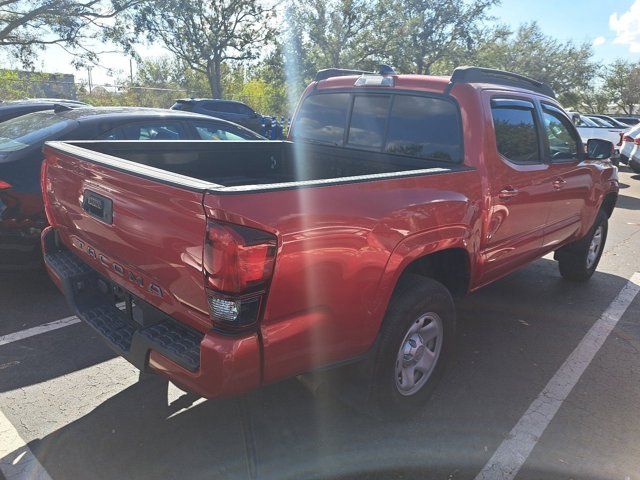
[
  {"xmin": 379, "ymin": 0, "xmax": 498, "ymax": 74},
  {"xmin": 0, "ymin": 0, "xmax": 138, "ymax": 67},
  {"xmin": 118, "ymin": 0, "xmax": 275, "ymax": 98},
  {"xmin": 578, "ymin": 88, "xmax": 612, "ymax": 114},
  {"xmin": 469, "ymin": 22, "xmax": 597, "ymax": 106},
  {"xmin": 286, "ymin": 0, "xmax": 376, "ymax": 71},
  {"xmin": 602, "ymin": 60, "xmax": 640, "ymax": 114}
]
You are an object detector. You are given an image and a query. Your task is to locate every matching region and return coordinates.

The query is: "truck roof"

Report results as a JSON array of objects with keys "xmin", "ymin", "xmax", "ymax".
[{"xmin": 312, "ymin": 66, "xmax": 556, "ymax": 99}]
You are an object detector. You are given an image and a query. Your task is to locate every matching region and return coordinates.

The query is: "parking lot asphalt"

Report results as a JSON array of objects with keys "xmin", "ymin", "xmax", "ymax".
[{"xmin": 1, "ymin": 168, "xmax": 639, "ymax": 480}]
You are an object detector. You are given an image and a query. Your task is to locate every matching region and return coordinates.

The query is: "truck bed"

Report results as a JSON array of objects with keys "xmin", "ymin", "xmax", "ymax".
[{"xmin": 46, "ymin": 140, "xmax": 463, "ymax": 192}]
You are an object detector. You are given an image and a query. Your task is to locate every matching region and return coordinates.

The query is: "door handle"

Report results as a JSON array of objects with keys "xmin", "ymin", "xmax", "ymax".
[
  {"xmin": 498, "ymin": 187, "xmax": 519, "ymax": 200},
  {"xmin": 552, "ymin": 178, "xmax": 567, "ymax": 190}
]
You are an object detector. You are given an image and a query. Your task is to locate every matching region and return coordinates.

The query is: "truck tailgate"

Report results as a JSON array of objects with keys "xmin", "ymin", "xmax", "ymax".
[{"xmin": 43, "ymin": 145, "xmax": 211, "ymax": 332}]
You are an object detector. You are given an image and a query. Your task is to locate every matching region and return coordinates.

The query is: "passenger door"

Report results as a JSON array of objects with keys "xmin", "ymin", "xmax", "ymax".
[
  {"xmin": 480, "ymin": 97, "xmax": 552, "ymax": 283},
  {"xmin": 539, "ymin": 104, "xmax": 592, "ymax": 248}
]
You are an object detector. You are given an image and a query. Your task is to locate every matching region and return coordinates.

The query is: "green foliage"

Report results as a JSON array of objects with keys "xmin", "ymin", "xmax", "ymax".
[
  {"xmin": 0, "ymin": 0, "xmax": 136, "ymax": 68},
  {"xmin": 113, "ymin": 0, "xmax": 276, "ymax": 98},
  {"xmin": 5, "ymin": 0, "xmax": 639, "ymax": 116},
  {"xmin": 468, "ymin": 22, "xmax": 597, "ymax": 106},
  {"xmin": 380, "ymin": 0, "xmax": 498, "ymax": 74},
  {"xmin": 602, "ymin": 60, "xmax": 640, "ymax": 114}
]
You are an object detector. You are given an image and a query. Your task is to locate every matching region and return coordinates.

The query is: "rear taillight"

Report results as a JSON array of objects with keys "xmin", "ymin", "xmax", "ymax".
[
  {"xmin": 203, "ymin": 220, "xmax": 277, "ymax": 332},
  {"xmin": 623, "ymin": 135, "xmax": 634, "ymax": 143},
  {"xmin": 618, "ymin": 133, "xmax": 624, "ymax": 146},
  {"xmin": 634, "ymin": 137, "xmax": 640, "ymax": 145},
  {"xmin": 0, "ymin": 180, "xmax": 11, "ymax": 190}
]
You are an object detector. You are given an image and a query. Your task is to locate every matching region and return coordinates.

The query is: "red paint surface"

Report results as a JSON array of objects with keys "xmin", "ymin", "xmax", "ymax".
[{"xmin": 42, "ymin": 76, "xmax": 619, "ymax": 398}]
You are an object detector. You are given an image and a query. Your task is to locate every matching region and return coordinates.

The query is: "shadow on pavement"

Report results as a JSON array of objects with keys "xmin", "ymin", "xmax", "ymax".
[
  {"xmin": 1, "ymin": 258, "xmax": 632, "ymax": 480},
  {"xmin": 616, "ymin": 193, "xmax": 640, "ymax": 211}
]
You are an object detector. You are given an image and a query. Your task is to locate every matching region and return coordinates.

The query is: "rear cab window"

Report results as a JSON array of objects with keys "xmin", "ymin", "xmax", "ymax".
[
  {"xmin": 292, "ymin": 91, "xmax": 463, "ymax": 163},
  {"xmin": 0, "ymin": 111, "xmax": 76, "ymax": 154}
]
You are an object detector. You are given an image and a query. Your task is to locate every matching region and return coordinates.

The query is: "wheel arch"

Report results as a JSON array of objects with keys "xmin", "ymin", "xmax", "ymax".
[{"xmin": 370, "ymin": 232, "xmax": 473, "ymax": 333}]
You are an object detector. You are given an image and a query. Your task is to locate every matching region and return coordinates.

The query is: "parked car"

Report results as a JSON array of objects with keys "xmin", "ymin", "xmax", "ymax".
[
  {"xmin": 568, "ymin": 111, "xmax": 626, "ymax": 165},
  {"xmin": 0, "ymin": 107, "xmax": 262, "ymax": 269},
  {"xmin": 625, "ymin": 129, "xmax": 640, "ymax": 173},
  {"xmin": 41, "ymin": 66, "xmax": 618, "ymax": 415},
  {"xmin": 589, "ymin": 114, "xmax": 631, "ymax": 129},
  {"xmin": 619, "ymin": 123, "xmax": 640, "ymax": 164},
  {"xmin": 0, "ymin": 98, "xmax": 88, "ymax": 123},
  {"xmin": 171, "ymin": 98, "xmax": 266, "ymax": 133},
  {"xmin": 613, "ymin": 116, "xmax": 640, "ymax": 126}
]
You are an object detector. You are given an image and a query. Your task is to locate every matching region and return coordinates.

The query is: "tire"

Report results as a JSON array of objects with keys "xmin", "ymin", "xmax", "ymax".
[
  {"xmin": 362, "ymin": 275, "xmax": 455, "ymax": 418},
  {"xmin": 631, "ymin": 161, "xmax": 640, "ymax": 174},
  {"xmin": 556, "ymin": 210, "xmax": 608, "ymax": 282}
]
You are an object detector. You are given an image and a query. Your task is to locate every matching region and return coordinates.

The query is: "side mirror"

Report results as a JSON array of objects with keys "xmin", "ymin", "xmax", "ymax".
[{"xmin": 586, "ymin": 138, "xmax": 614, "ymax": 160}]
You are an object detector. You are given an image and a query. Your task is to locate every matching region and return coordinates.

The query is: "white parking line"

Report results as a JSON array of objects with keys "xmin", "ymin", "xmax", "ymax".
[
  {"xmin": 476, "ymin": 272, "xmax": 640, "ymax": 480},
  {"xmin": 0, "ymin": 316, "xmax": 80, "ymax": 347},
  {"xmin": 0, "ymin": 409, "xmax": 52, "ymax": 480}
]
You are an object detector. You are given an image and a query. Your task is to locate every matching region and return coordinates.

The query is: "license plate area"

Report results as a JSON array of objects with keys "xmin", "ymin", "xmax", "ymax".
[
  {"xmin": 97, "ymin": 277, "xmax": 164, "ymax": 328},
  {"xmin": 82, "ymin": 190, "xmax": 113, "ymax": 224}
]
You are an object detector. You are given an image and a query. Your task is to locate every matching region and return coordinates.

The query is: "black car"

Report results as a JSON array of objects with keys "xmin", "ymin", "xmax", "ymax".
[
  {"xmin": 0, "ymin": 106, "xmax": 263, "ymax": 269},
  {"xmin": 0, "ymin": 98, "xmax": 89, "ymax": 123},
  {"xmin": 171, "ymin": 99, "xmax": 266, "ymax": 133}
]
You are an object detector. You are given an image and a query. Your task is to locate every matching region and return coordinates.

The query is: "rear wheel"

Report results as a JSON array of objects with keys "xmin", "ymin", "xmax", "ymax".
[
  {"xmin": 556, "ymin": 210, "xmax": 608, "ymax": 282},
  {"xmin": 363, "ymin": 275, "xmax": 455, "ymax": 417}
]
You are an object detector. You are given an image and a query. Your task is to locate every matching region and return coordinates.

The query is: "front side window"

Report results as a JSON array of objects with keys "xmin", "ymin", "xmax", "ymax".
[
  {"xmin": 491, "ymin": 105, "xmax": 540, "ymax": 164},
  {"xmin": 542, "ymin": 108, "xmax": 580, "ymax": 161},
  {"xmin": 385, "ymin": 95, "xmax": 462, "ymax": 162},
  {"xmin": 293, "ymin": 93, "xmax": 350, "ymax": 145}
]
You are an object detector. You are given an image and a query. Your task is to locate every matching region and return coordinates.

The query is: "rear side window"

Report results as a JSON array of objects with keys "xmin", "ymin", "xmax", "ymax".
[
  {"xmin": 491, "ymin": 103, "xmax": 540, "ymax": 164},
  {"xmin": 293, "ymin": 93, "xmax": 350, "ymax": 145},
  {"xmin": 121, "ymin": 122, "xmax": 187, "ymax": 140},
  {"xmin": 385, "ymin": 95, "xmax": 462, "ymax": 162},
  {"xmin": 194, "ymin": 122, "xmax": 251, "ymax": 140}
]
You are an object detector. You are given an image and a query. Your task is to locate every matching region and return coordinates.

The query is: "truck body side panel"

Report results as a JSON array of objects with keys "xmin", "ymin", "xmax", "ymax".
[{"xmin": 204, "ymin": 169, "xmax": 483, "ymax": 384}]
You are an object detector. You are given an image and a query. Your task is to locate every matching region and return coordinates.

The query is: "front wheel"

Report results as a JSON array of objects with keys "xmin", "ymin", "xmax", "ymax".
[
  {"xmin": 556, "ymin": 210, "xmax": 608, "ymax": 282},
  {"xmin": 363, "ymin": 275, "xmax": 455, "ymax": 417}
]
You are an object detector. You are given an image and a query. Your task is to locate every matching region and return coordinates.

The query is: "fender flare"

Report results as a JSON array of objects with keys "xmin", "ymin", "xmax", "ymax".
[{"xmin": 367, "ymin": 225, "xmax": 474, "ymax": 333}]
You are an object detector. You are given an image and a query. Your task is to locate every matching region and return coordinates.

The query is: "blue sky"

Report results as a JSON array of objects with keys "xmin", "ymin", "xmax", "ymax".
[
  {"xmin": 490, "ymin": 0, "xmax": 640, "ymax": 63},
  {"xmin": 13, "ymin": 0, "xmax": 640, "ymax": 85}
]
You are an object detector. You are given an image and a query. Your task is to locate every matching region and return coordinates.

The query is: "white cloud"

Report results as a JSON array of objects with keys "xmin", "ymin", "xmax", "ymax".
[
  {"xmin": 610, "ymin": 0, "xmax": 640, "ymax": 53},
  {"xmin": 593, "ymin": 36, "xmax": 606, "ymax": 46}
]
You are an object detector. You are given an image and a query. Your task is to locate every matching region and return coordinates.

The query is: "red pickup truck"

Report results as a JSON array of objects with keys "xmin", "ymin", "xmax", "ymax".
[{"xmin": 41, "ymin": 67, "xmax": 619, "ymax": 415}]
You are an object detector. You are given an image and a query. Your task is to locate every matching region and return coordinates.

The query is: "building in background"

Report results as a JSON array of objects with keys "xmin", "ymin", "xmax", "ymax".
[{"xmin": 0, "ymin": 69, "xmax": 77, "ymax": 100}]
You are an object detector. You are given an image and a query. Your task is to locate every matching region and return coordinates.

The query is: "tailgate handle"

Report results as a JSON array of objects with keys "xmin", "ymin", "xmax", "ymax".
[{"xmin": 82, "ymin": 190, "xmax": 113, "ymax": 224}]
